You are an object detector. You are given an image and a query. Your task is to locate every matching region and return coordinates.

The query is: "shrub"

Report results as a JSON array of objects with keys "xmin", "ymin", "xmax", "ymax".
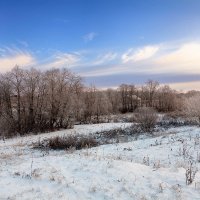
[
  {"xmin": 96, "ymin": 128, "xmax": 127, "ymax": 139},
  {"xmin": 33, "ymin": 127, "xmax": 137, "ymax": 151},
  {"xmin": 95, "ymin": 127, "xmax": 135, "ymax": 144},
  {"xmin": 134, "ymin": 107, "xmax": 158, "ymax": 133},
  {"xmin": 157, "ymin": 114, "xmax": 199, "ymax": 129},
  {"xmin": 185, "ymin": 160, "xmax": 198, "ymax": 185},
  {"xmin": 33, "ymin": 134, "xmax": 99, "ymax": 150}
]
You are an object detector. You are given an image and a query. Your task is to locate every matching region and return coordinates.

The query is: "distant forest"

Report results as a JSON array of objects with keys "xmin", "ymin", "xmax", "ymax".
[{"xmin": 0, "ymin": 66, "xmax": 198, "ymax": 137}]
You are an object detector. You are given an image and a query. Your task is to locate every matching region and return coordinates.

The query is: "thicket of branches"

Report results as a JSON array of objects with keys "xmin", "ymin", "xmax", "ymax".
[
  {"xmin": 0, "ymin": 66, "xmax": 191, "ymax": 137},
  {"xmin": 0, "ymin": 66, "xmax": 83, "ymax": 136}
]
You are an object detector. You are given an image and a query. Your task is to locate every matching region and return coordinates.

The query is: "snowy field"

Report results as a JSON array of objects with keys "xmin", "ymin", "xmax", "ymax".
[{"xmin": 1, "ymin": 123, "xmax": 200, "ymax": 200}]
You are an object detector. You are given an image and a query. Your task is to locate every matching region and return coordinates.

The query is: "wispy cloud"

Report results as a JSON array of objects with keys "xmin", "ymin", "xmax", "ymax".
[
  {"xmin": 0, "ymin": 47, "xmax": 82, "ymax": 73},
  {"xmin": 2, "ymin": 40, "xmax": 200, "ymax": 90},
  {"xmin": 155, "ymin": 42, "xmax": 200, "ymax": 73},
  {"xmin": 0, "ymin": 47, "xmax": 35, "ymax": 73},
  {"xmin": 122, "ymin": 45, "xmax": 159, "ymax": 63},
  {"xmin": 92, "ymin": 52, "xmax": 117, "ymax": 65},
  {"xmin": 80, "ymin": 41, "xmax": 200, "ymax": 81},
  {"xmin": 83, "ymin": 32, "xmax": 98, "ymax": 42},
  {"xmin": 17, "ymin": 40, "xmax": 29, "ymax": 47},
  {"xmin": 39, "ymin": 52, "xmax": 81, "ymax": 70}
]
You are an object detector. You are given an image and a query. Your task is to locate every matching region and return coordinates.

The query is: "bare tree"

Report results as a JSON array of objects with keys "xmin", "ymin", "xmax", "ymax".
[
  {"xmin": 144, "ymin": 80, "xmax": 159, "ymax": 107},
  {"xmin": 106, "ymin": 89, "xmax": 120, "ymax": 114},
  {"xmin": 23, "ymin": 68, "xmax": 40, "ymax": 132},
  {"xmin": 93, "ymin": 90, "xmax": 112, "ymax": 123},
  {"xmin": 184, "ymin": 94, "xmax": 200, "ymax": 123},
  {"xmin": 7, "ymin": 66, "xmax": 25, "ymax": 133},
  {"xmin": 119, "ymin": 84, "xmax": 139, "ymax": 112},
  {"xmin": 157, "ymin": 85, "xmax": 177, "ymax": 112}
]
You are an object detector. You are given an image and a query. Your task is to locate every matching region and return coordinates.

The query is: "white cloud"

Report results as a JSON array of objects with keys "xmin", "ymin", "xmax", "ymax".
[
  {"xmin": 0, "ymin": 47, "xmax": 82, "ymax": 73},
  {"xmin": 155, "ymin": 42, "xmax": 200, "ymax": 73},
  {"xmin": 0, "ymin": 48, "xmax": 35, "ymax": 73},
  {"xmin": 2, "ymin": 41, "xmax": 200, "ymax": 91},
  {"xmin": 53, "ymin": 53, "xmax": 80, "ymax": 67},
  {"xmin": 92, "ymin": 52, "xmax": 117, "ymax": 65},
  {"xmin": 40, "ymin": 52, "xmax": 81, "ymax": 69},
  {"xmin": 122, "ymin": 45, "xmax": 159, "ymax": 63},
  {"xmin": 81, "ymin": 41, "xmax": 200, "ymax": 78},
  {"xmin": 83, "ymin": 32, "xmax": 97, "ymax": 42}
]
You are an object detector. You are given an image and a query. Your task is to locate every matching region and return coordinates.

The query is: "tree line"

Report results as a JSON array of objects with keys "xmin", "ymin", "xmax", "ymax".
[{"xmin": 0, "ymin": 66, "xmax": 189, "ymax": 137}]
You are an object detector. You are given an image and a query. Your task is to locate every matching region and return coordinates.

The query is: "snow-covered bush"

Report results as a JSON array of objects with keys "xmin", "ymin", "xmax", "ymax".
[{"xmin": 134, "ymin": 107, "xmax": 158, "ymax": 133}]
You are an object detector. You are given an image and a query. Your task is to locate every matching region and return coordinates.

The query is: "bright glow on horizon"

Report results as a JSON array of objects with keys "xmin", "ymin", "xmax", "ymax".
[{"xmin": 169, "ymin": 81, "xmax": 200, "ymax": 92}]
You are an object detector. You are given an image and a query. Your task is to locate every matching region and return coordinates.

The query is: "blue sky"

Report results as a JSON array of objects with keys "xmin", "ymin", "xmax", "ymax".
[{"xmin": 1, "ymin": 0, "xmax": 200, "ymax": 90}]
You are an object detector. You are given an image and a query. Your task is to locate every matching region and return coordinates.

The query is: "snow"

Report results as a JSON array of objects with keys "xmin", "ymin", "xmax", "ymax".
[
  {"xmin": 0, "ymin": 123, "xmax": 131, "ymax": 147},
  {"xmin": 1, "ymin": 123, "xmax": 200, "ymax": 199}
]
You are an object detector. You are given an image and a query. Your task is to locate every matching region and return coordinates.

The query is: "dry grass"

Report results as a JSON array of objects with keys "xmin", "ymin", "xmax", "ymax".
[{"xmin": 33, "ymin": 134, "xmax": 99, "ymax": 150}]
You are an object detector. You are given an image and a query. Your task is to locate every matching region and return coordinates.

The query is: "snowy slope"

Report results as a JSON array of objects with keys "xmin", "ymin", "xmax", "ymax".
[{"xmin": 1, "ymin": 124, "xmax": 200, "ymax": 200}]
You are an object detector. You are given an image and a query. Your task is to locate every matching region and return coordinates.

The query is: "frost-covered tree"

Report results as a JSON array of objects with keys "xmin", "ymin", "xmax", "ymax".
[
  {"xmin": 139, "ymin": 80, "xmax": 159, "ymax": 108},
  {"xmin": 184, "ymin": 94, "xmax": 200, "ymax": 123}
]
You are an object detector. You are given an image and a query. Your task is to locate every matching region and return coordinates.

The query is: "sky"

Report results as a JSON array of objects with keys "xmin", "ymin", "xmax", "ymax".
[{"xmin": 1, "ymin": 0, "xmax": 200, "ymax": 90}]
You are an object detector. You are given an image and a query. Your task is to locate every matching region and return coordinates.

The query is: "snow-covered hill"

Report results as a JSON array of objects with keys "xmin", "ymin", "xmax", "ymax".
[{"xmin": 1, "ymin": 123, "xmax": 200, "ymax": 200}]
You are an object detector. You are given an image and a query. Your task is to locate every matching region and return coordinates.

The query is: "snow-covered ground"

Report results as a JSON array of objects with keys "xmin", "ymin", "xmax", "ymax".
[{"xmin": 1, "ymin": 123, "xmax": 200, "ymax": 199}]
